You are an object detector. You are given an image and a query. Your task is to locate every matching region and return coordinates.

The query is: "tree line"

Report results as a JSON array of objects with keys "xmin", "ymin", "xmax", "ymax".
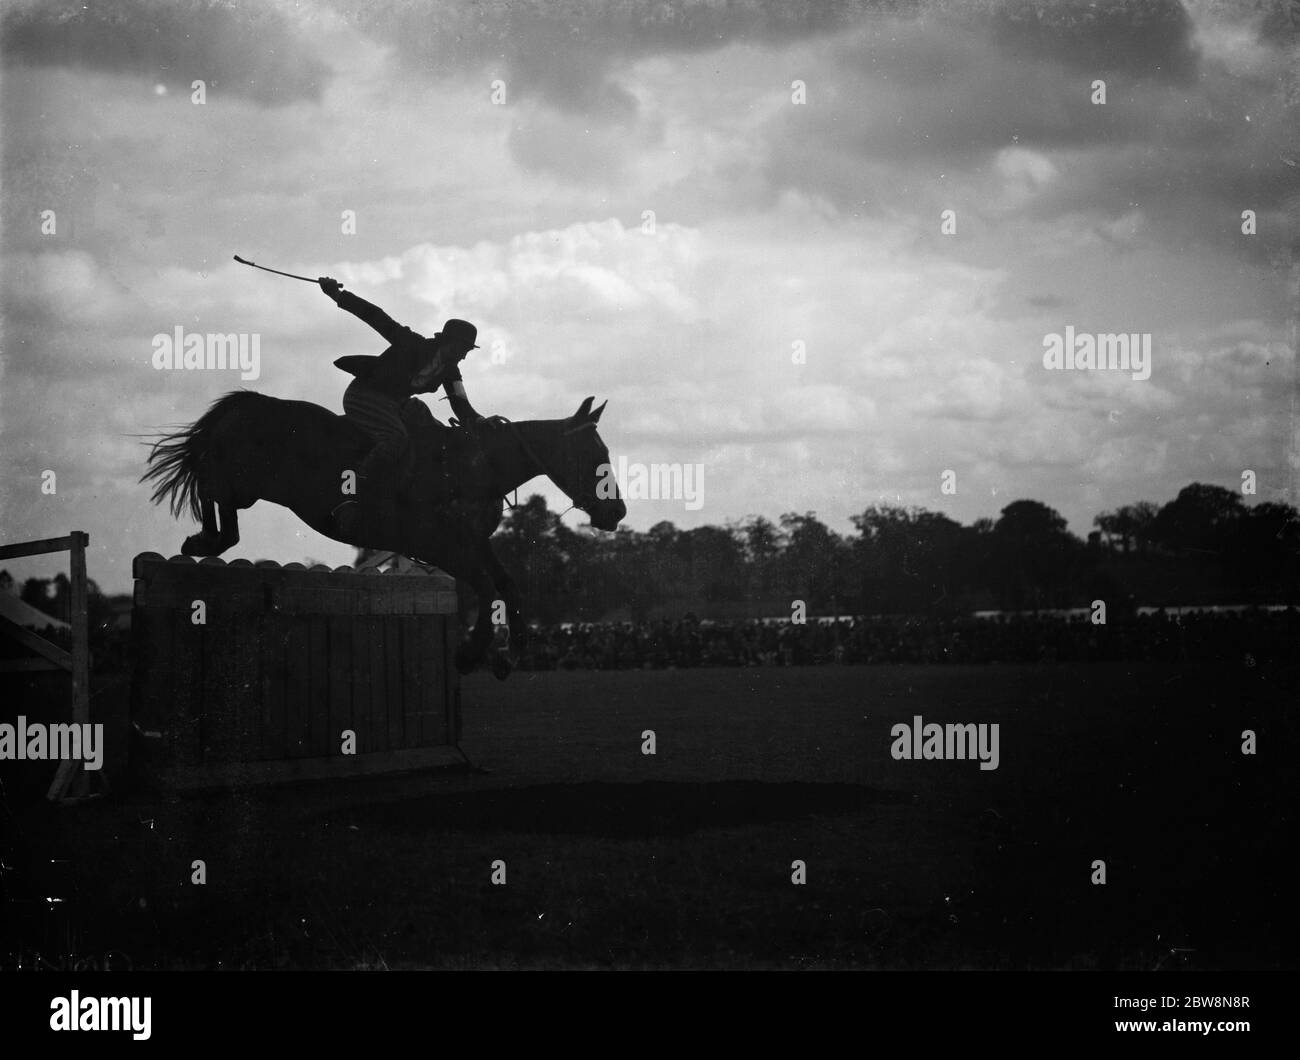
[
  {"xmin": 4, "ymin": 481, "xmax": 1293, "ymax": 630},
  {"xmin": 479, "ymin": 482, "xmax": 1300, "ymax": 623}
]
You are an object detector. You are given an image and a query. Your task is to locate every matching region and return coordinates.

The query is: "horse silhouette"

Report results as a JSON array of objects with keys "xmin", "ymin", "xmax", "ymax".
[{"xmin": 141, "ymin": 391, "xmax": 626, "ymax": 677}]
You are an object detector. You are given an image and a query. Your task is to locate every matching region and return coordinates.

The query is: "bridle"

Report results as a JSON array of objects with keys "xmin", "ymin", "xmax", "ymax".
[{"xmin": 497, "ymin": 418, "xmax": 606, "ymax": 519}]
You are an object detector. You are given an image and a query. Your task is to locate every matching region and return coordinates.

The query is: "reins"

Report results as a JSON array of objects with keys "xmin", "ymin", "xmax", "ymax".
[{"xmin": 495, "ymin": 419, "xmax": 583, "ymax": 517}]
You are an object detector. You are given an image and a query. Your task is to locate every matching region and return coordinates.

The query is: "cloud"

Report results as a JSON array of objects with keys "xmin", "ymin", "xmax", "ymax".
[
  {"xmin": 507, "ymin": 107, "xmax": 666, "ymax": 184},
  {"xmin": 2, "ymin": 248, "xmax": 132, "ymax": 327},
  {"xmin": 331, "ymin": 0, "xmax": 873, "ymax": 121},
  {"xmin": 761, "ymin": 18, "xmax": 1113, "ymax": 216},
  {"xmin": 0, "ymin": 0, "xmax": 331, "ymax": 105},
  {"xmin": 987, "ymin": 0, "xmax": 1200, "ymax": 84},
  {"xmin": 378, "ymin": 218, "xmax": 705, "ymax": 330},
  {"xmin": 757, "ymin": 4, "xmax": 1297, "ymax": 261}
]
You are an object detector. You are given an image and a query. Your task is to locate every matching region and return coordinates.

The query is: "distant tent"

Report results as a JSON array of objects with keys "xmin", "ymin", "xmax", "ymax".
[{"xmin": 0, "ymin": 590, "xmax": 70, "ymax": 632}]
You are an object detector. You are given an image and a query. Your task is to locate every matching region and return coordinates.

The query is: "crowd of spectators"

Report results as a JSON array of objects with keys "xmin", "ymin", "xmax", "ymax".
[{"xmin": 499, "ymin": 607, "xmax": 1299, "ymax": 670}]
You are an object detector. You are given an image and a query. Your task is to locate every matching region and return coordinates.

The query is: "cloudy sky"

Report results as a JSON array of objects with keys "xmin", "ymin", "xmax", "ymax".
[{"xmin": 1, "ymin": 0, "xmax": 1296, "ymax": 592}]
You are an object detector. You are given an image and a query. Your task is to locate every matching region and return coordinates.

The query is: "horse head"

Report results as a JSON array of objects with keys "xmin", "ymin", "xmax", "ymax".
[{"xmin": 552, "ymin": 396, "xmax": 627, "ymax": 532}]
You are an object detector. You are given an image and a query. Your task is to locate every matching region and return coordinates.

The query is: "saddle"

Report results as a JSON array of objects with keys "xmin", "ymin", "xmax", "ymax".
[{"xmin": 380, "ymin": 400, "xmax": 484, "ymax": 499}]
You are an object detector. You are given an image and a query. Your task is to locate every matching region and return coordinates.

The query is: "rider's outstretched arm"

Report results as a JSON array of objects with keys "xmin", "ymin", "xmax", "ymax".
[
  {"xmin": 444, "ymin": 368, "xmax": 483, "ymax": 425},
  {"xmin": 320, "ymin": 277, "xmax": 416, "ymax": 346}
]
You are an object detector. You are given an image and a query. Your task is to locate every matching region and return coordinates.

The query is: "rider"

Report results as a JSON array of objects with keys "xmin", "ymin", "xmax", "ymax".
[{"xmin": 319, "ymin": 276, "xmax": 487, "ymax": 535}]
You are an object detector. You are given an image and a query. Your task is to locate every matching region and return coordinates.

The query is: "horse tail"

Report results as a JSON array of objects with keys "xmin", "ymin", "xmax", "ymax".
[{"xmin": 140, "ymin": 390, "xmax": 257, "ymax": 522}]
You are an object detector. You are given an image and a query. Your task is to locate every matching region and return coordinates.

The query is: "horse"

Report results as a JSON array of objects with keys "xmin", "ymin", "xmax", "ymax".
[{"xmin": 140, "ymin": 390, "xmax": 626, "ymax": 678}]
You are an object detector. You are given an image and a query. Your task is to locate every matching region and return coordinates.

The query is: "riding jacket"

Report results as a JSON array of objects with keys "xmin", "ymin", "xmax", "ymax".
[{"xmin": 330, "ymin": 289, "xmax": 482, "ymax": 423}]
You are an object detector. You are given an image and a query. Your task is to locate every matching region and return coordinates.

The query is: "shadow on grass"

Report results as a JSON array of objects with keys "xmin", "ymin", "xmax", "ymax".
[{"xmin": 323, "ymin": 780, "xmax": 916, "ymax": 839}]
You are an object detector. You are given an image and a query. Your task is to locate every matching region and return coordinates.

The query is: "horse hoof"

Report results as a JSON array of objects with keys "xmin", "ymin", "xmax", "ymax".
[
  {"xmin": 181, "ymin": 534, "xmax": 212, "ymax": 556},
  {"xmin": 491, "ymin": 655, "xmax": 513, "ymax": 681}
]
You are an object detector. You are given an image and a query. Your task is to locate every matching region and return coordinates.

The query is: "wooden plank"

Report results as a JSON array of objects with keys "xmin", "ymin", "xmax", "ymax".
[
  {"xmin": 374, "ymin": 613, "xmax": 392, "ymax": 748},
  {"xmin": 423, "ymin": 614, "xmax": 443, "ymax": 745},
  {"xmin": 257, "ymin": 613, "xmax": 284, "ymax": 761},
  {"xmin": 412, "ymin": 615, "xmax": 433, "ymax": 747},
  {"xmin": 0, "ymin": 657, "xmax": 62, "ymax": 672},
  {"xmin": 414, "ymin": 587, "xmax": 458, "ymax": 614},
  {"xmin": 0, "ymin": 615, "xmax": 72, "ymax": 671},
  {"xmin": 129, "ymin": 578, "xmax": 265, "ymax": 613},
  {"xmin": 274, "ymin": 579, "xmax": 455, "ymax": 615},
  {"xmin": 283, "ymin": 617, "xmax": 312, "ymax": 759},
  {"xmin": 193, "ymin": 613, "xmax": 213, "ymax": 767},
  {"xmin": 361, "ymin": 576, "xmax": 389, "ymax": 617},
  {"xmin": 144, "ymin": 602, "xmax": 179, "ymax": 764},
  {"xmin": 138, "ymin": 557, "xmax": 207, "ymax": 768},
  {"xmin": 130, "ymin": 602, "xmax": 161, "ymax": 732},
  {"xmin": 202, "ymin": 598, "xmax": 235, "ymax": 766},
  {"xmin": 327, "ymin": 614, "xmax": 352, "ymax": 759},
  {"xmin": 444, "ymin": 617, "xmax": 460, "ymax": 745},
  {"xmin": 129, "ymin": 577, "xmax": 457, "ymax": 614},
  {"xmin": 169, "ymin": 603, "xmax": 204, "ymax": 768},
  {"xmin": 224, "ymin": 602, "xmax": 259, "ymax": 763},
  {"xmin": 240, "ymin": 614, "xmax": 262, "ymax": 759},
  {"xmin": 309, "ymin": 615, "xmax": 330, "ymax": 757},
  {"xmin": 129, "ymin": 561, "xmax": 202, "ymax": 769},
  {"xmin": 350, "ymin": 612, "xmax": 371, "ymax": 755},
  {"xmin": 0, "ymin": 535, "xmax": 75, "ymax": 561},
  {"xmin": 401, "ymin": 616, "xmax": 419, "ymax": 748},
  {"xmin": 402, "ymin": 617, "xmax": 423, "ymax": 749},
  {"xmin": 388, "ymin": 585, "xmax": 420, "ymax": 615},
  {"xmin": 358, "ymin": 613, "xmax": 382, "ymax": 754},
  {"xmin": 160, "ymin": 606, "xmax": 187, "ymax": 766},
  {"xmin": 385, "ymin": 616, "xmax": 404, "ymax": 751}
]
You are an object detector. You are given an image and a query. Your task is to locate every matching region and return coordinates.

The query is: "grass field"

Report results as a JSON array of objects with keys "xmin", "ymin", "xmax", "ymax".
[{"xmin": 6, "ymin": 662, "xmax": 1297, "ymax": 969}]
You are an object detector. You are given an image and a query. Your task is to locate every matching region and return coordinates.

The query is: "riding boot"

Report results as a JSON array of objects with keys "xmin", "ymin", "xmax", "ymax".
[
  {"xmin": 335, "ymin": 441, "xmax": 403, "ymax": 538},
  {"xmin": 355, "ymin": 442, "xmax": 409, "ymax": 501}
]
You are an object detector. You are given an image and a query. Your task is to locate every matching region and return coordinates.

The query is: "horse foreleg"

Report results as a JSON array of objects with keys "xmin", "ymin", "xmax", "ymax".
[
  {"xmin": 481, "ymin": 544, "xmax": 526, "ymax": 653},
  {"xmin": 454, "ymin": 565, "xmax": 500, "ymax": 676}
]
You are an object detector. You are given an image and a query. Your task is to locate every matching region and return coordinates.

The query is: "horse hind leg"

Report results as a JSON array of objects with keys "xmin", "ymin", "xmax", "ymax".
[
  {"xmin": 181, "ymin": 497, "xmax": 223, "ymax": 556},
  {"xmin": 180, "ymin": 498, "xmax": 242, "ymax": 557},
  {"xmin": 216, "ymin": 502, "xmax": 241, "ymax": 551},
  {"xmin": 453, "ymin": 565, "xmax": 502, "ymax": 677}
]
